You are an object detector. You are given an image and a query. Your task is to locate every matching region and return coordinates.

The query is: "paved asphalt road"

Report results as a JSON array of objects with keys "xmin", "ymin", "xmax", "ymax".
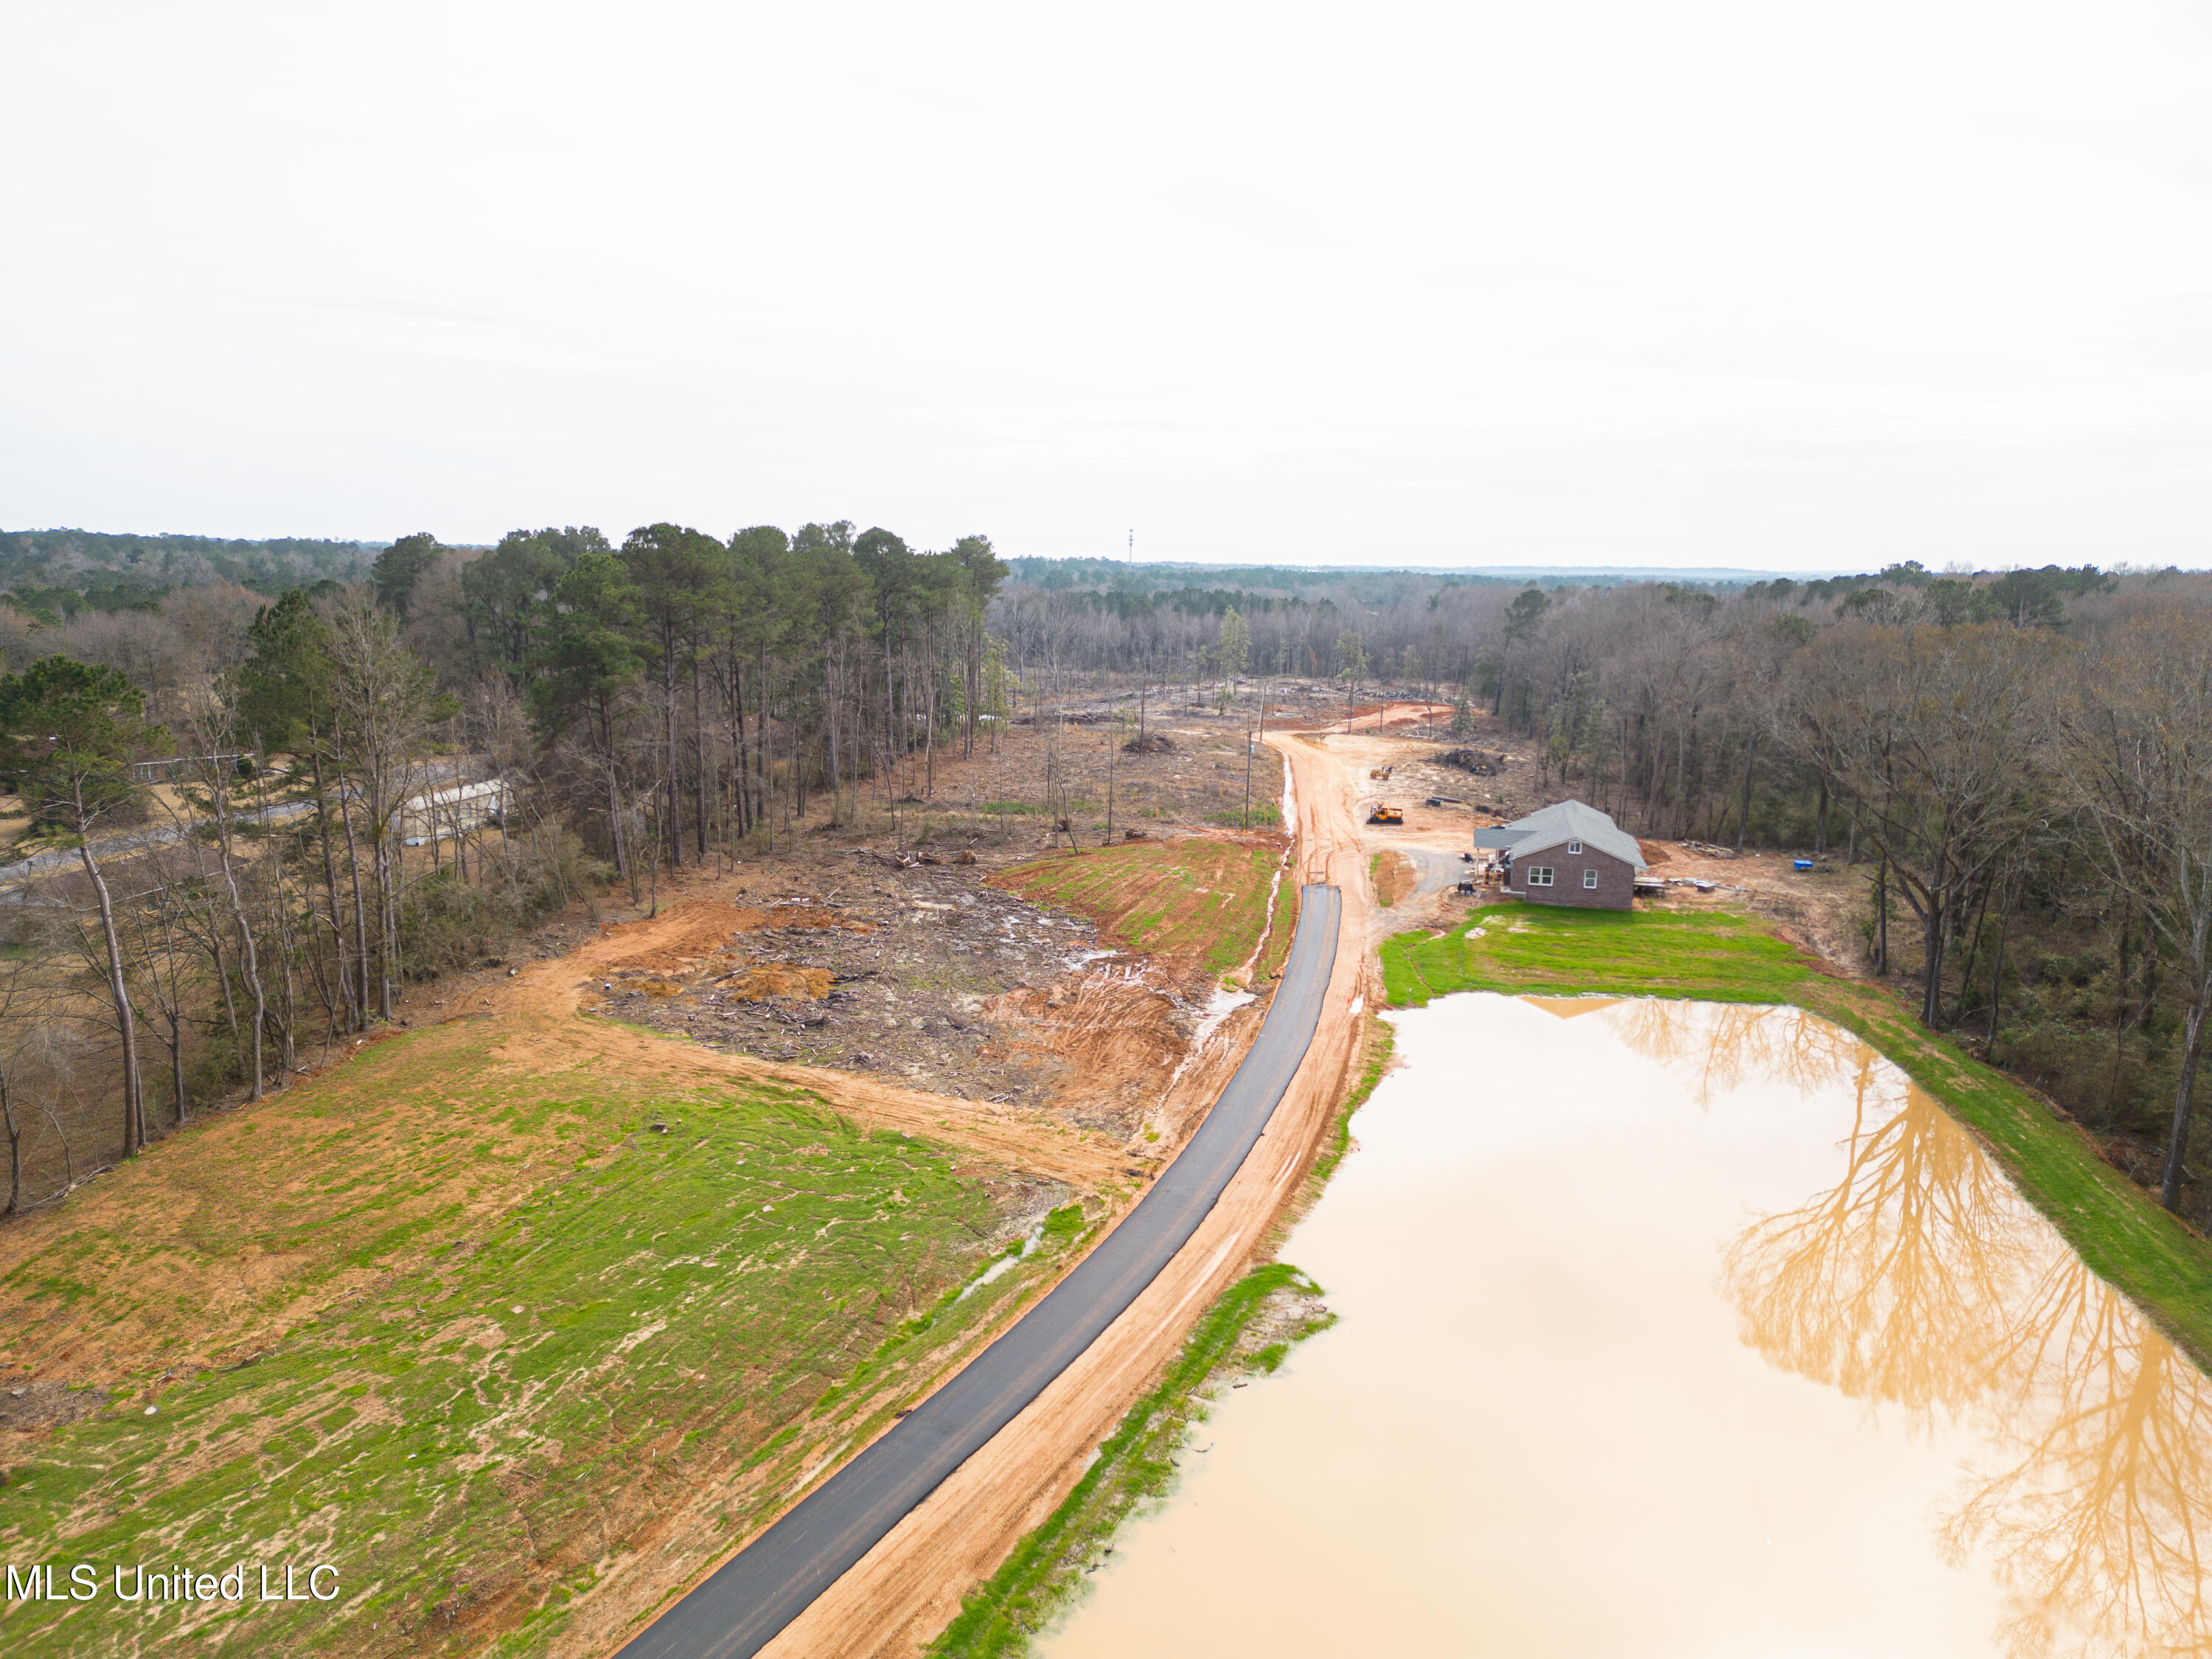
[
  {"xmin": 0, "ymin": 802, "xmax": 316, "ymax": 890},
  {"xmin": 616, "ymin": 882, "xmax": 1344, "ymax": 1659}
]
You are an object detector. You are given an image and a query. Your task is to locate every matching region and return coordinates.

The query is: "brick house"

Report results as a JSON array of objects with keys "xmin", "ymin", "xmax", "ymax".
[{"xmin": 1472, "ymin": 799, "xmax": 1645, "ymax": 911}]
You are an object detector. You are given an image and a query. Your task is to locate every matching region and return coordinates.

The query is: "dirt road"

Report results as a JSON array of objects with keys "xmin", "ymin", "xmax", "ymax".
[{"xmin": 579, "ymin": 710, "xmax": 1418, "ymax": 1659}]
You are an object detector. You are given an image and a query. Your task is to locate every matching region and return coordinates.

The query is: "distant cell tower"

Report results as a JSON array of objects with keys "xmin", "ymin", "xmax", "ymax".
[{"xmin": 1128, "ymin": 527, "xmax": 1134, "ymax": 563}]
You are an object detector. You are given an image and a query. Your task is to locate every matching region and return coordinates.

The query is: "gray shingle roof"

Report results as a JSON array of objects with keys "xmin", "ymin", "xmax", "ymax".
[{"xmin": 1475, "ymin": 799, "xmax": 1646, "ymax": 869}]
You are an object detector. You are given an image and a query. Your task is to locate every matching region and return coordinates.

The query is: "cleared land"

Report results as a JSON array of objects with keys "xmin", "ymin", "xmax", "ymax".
[
  {"xmin": 0, "ymin": 708, "xmax": 1391, "ymax": 1659},
  {"xmin": 616, "ymin": 840, "xmax": 1287, "ymax": 1130},
  {"xmin": 1382, "ymin": 901, "xmax": 2212, "ymax": 1368},
  {"xmin": 0, "ymin": 819, "xmax": 1307, "ymax": 1659}
]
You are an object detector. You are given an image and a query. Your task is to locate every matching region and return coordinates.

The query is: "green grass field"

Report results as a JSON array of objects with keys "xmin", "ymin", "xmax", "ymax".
[
  {"xmin": 0, "ymin": 1024, "xmax": 1072, "ymax": 1658},
  {"xmin": 1382, "ymin": 900, "xmax": 2212, "ymax": 1368}
]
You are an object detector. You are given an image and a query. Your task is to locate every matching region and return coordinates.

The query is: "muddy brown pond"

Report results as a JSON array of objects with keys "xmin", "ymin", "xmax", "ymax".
[{"xmin": 1040, "ymin": 995, "xmax": 2212, "ymax": 1658}]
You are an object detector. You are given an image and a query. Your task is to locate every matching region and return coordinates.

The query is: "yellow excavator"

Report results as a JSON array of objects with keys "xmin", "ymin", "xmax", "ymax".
[{"xmin": 1368, "ymin": 804, "xmax": 1404, "ymax": 825}]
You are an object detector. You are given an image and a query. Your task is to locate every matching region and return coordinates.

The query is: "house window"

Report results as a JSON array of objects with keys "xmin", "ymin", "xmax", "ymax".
[
  {"xmin": 1583, "ymin": 868, "xmax": 1600, "ymax": 889},
  {"xmin": 1528, "ymin": 866, "xmax": 1554, "ymax": 887},
  {"xmin": 1568, "ymin": 840, "xmax": 1582, "ymax": 854}
]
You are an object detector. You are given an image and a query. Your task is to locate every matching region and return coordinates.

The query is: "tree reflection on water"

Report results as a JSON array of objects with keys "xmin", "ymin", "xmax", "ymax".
[
  {"xmin": 1604, "ymin": 999, "xmax": 2212, "ymax": 1658},
  {"xmin": 1939, "ymin": 1256, "xmax": 2212, "ymax": 1659}
]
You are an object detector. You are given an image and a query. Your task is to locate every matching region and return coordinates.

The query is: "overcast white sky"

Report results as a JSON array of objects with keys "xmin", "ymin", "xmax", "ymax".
[{"xmin": 4, "ymin": 1, "xmax": 2211, "ymax": 571}]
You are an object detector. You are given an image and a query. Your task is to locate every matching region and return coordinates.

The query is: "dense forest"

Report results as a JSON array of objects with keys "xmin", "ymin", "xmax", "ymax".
[{"xmin": 4, "ymin": 530, "xmax": 2212, "ymax": 1246}]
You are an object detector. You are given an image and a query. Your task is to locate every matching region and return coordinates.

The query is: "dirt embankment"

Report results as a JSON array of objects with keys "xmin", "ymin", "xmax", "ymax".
[
  {"xmin": 1373, "ymin": 848, "xmax": 1419, "ymax": 908},
  {"xmin": 986, "ymin": 836, "xmax": 1295, "ymax": 1141}
]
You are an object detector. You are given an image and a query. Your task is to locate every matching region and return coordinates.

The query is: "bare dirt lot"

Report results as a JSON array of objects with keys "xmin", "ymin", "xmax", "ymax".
[{"xmin": 587, "ymin": 860, "xmax": 1222, "ymax": 1130}]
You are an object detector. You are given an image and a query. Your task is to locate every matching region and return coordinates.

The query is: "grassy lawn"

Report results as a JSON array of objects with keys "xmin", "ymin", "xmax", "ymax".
[
  {"xmin": 996, "ymin": 838, "xmax": 1288, "ymax": 981},
  {"xmin": 1382, "ymin": 900, "xmax": 2212, "ymax": 1369},
  {"xmin": 0, "ymin": 1023, "xmax": 1069, "ymax": 1658}
]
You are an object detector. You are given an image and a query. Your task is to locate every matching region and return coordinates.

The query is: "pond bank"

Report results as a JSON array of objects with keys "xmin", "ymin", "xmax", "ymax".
[{"xmin": 1382, "ymin": 900, "xmax": 2212, "ymax": 1369}]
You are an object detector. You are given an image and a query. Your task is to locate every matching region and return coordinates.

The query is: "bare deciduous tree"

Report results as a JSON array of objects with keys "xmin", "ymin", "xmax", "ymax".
[
  {"xmin": 1794, "ymin": 622, "xmax": 2060, "ymax": 1026},
  {"xmin": 2059, "ymin": 612, "xmax": 2212, "ymax": 1212}
]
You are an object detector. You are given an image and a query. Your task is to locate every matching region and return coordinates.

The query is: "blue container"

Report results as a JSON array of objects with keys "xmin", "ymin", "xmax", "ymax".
[{"xmin": 1793, "ymin": 858, "xmax": 1814, "ymax": 872}]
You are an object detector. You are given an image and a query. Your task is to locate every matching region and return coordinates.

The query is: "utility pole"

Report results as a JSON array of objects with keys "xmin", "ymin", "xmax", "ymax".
[
  {"xmin": 1105, "ymin": 709, "xmax": 1121, "ymax": 845},
  {"xmin": 1244, "ymin": 674, "xmax": 1267, "ymax": 829}
]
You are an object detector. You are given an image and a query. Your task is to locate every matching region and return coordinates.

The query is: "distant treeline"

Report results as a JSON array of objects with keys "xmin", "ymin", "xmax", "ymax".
[
  {"xmin": 0, "ymin": 529, "xmax": 377, "ymax": 621},
  {"xmin": 1006, "ymin": 557, "xmax": 1548, "ymax": 601}
]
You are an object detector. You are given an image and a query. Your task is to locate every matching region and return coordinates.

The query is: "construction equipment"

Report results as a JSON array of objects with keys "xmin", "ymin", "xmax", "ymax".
[
  {"xmin": 1369, "ymin": 765, "xmax": 1394, "ymax": 781},
  {"xmin": 1368, "ymin": 804, "xmax": 1404, "ymax": 825}
]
